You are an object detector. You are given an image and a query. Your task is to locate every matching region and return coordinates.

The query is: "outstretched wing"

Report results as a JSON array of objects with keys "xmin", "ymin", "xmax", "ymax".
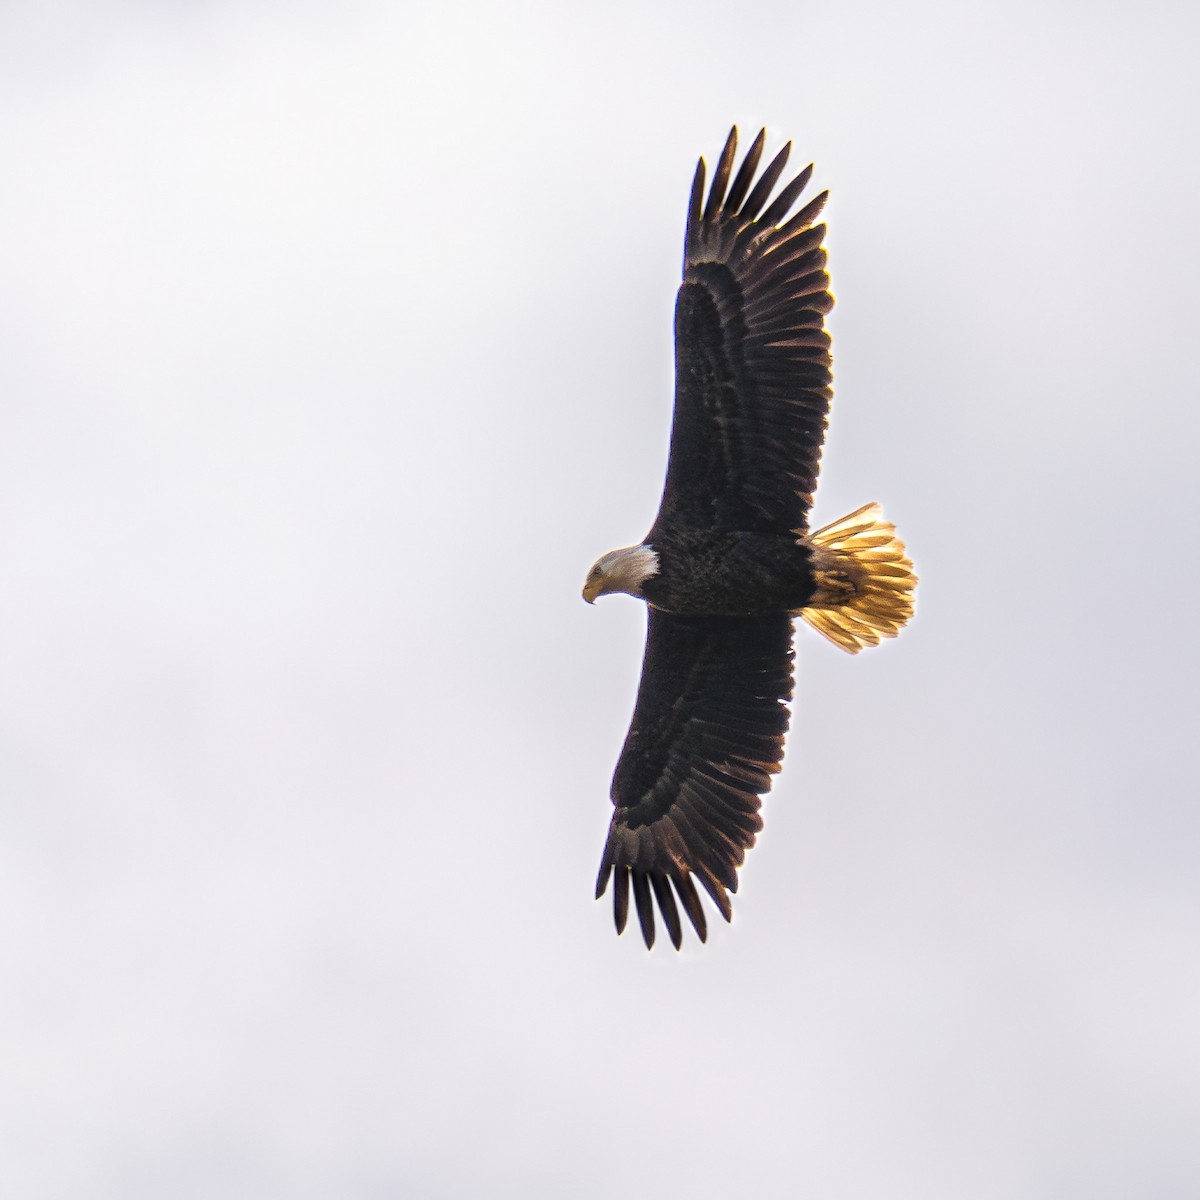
[
  {"xmin": 595, "ymin": 609, "xmax": 794, "ymax": 948},
  {"xmin": 648, "ymin": 127, "xmax": 833, "ymax": 542}
]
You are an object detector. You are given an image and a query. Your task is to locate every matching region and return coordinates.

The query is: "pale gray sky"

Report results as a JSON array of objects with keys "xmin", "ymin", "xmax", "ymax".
[{"xmin": 2, "ymin": 2, "xmax": 1198, "ymax": 1197}]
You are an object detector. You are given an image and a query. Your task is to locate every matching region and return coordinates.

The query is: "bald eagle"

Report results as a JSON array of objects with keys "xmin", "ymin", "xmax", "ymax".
[{"xmin": 583, "ymin": 127, "xmax": 917, "ymax": 950}]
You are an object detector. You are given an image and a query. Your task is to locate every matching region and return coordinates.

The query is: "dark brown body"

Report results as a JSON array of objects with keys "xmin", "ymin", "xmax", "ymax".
[{"xmin": 641, "ymin": 531, "xmax": 818, "ymax": 616}]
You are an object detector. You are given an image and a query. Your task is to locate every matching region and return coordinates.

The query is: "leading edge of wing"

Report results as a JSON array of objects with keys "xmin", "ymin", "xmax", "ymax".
[{"xmin": 595, "ymin": 608, "xmax": 795, "ymax": 949}]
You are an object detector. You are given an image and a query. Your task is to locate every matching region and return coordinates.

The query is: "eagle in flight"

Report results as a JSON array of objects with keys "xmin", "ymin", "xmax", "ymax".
[{"xmin": 583, "ymin": 127, "xmax": 917, "ymax": 950}]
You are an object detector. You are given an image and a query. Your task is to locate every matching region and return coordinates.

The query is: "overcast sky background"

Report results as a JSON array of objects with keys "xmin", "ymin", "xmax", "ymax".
[{"xmin": 2, "ymin": 2, "xmax": 1198, "ymax": 1196}]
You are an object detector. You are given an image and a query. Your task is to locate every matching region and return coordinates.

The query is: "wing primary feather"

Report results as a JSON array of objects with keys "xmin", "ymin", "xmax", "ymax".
[
  {"xmin": 748, "ymin": 251, "xmax": 826, "ymax": 297},
  {"xmin": 613, "ymin": 866, "xmax": 630, "ymax": 934},
  {"xmin": 711, "ymin": 851, "xmax": 742, "ymax": 891},
  {"xmin": 694, "ymin": 869, "xmax": 733, "ymax": 923},
  {"xmin": 672, "ymin": 873, "xmax": 708, "ymax": 942},
  {"xmin": 673, "ymin": 796, "xmax": 744, "ymax": 866},
  {"xmin": 594, "ymin": 860, "xmax": 612, "ymax": 900},
  {"xmin": 650, "ymin": 873, "xmax": 683, "ymax": 950},
  {"xmin": 724, "ymin": 127, "xmax": 766, "ymax": 214},
  {"xmin": 676, "ymin": 796, "xmax": 739, "ymax": 892},
  {"xmin": 787, "ymin": 189, "xmax": 829, "ymax": 232},
  {"xmin": 684, "ymin": 157, "xmax": 705, "ymax": 264},
  {"xmin": 757, "ymin": 163, "xmax": 815, "ymax": 229},
  {"xmin": 739, "ymin": 141, "xmax": 791, "ymax": 221},
  {"xmin": 688, "ymin": 784, "xmax": 764, "ymax": 838},
  {"xmin": 702, "ymin": 127, "xmax": 738, "ymax": 226},
  {"xmin": 631, "ymin": 869, "xmax": 656, "ymax": 948},
  {"xmin": 681, "ymin": 787, "xmax": 757, "ymax": 849},
  {"xmin": 770, "ymin": 219, "xmax": 827, "ymax": 260}
]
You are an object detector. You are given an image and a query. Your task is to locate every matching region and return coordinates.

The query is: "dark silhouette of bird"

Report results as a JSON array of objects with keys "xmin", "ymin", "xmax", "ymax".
[{"xmin": 584, "ymin": 127, "xmax": 917, "ymax": 949}]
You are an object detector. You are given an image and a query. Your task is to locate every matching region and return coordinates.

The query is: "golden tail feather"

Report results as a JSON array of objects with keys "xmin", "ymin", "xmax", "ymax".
[{"xmin": 795, "ymin": 502, "xmax": 917, "ymax": 654}]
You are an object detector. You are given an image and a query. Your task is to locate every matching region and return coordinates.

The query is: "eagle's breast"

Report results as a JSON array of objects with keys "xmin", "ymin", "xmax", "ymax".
[{"xmin": 641, "ymin": 530, "xmax": 817, "ymax": 616}]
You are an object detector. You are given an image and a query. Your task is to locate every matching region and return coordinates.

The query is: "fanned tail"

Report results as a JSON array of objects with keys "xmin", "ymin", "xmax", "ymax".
[{"xmin": 797, "ymin": 503, "xmax": 917, "ymax": 654}]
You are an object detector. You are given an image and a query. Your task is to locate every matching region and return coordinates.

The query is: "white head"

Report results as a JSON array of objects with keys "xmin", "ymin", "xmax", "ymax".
[{"xmin": 582, "ymin": 544, "xmax": 659, "ymax": 604}]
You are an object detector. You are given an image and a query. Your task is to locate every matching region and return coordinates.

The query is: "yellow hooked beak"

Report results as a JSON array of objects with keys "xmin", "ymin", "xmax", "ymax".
[{"xmin": 582, "ymin": 570, "xmax": 605, "ymax": 604}]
